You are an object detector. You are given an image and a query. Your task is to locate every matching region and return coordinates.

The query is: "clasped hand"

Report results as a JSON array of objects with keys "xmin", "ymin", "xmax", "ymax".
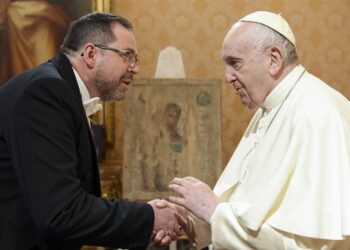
[
  {"xmin": 149, "ymin": 176, "xmax": 220, "ymax": 246},
  {"xmin": 169, "ymin": 176, "xmax": 220, "ymax": 223},
  {"xmin": 148, "ymin": 199, "xmax": 185, "ymax": 246}
]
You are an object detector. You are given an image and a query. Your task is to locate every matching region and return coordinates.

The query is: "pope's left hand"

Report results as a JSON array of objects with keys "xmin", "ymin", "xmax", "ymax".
[{"xmin": 168, "ymin": 176, "xmax": 220, "ymax": 223}]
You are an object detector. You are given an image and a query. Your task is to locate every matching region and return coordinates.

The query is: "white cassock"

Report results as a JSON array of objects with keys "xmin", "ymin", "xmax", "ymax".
[{"xmin": 193, "ymin": 65, "xmax": 350, "ymax": 250}]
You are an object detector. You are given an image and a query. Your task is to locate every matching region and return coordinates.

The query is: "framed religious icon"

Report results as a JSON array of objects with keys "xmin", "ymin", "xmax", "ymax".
[{"xmin": 123, "ymin": 78, "xmax": 222, "ymax": 200}]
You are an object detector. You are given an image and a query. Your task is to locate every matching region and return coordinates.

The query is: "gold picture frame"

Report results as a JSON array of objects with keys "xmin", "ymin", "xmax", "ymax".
[{"xmin": 92, "ymin": 0, "xmax": 111, "ymax": 12}]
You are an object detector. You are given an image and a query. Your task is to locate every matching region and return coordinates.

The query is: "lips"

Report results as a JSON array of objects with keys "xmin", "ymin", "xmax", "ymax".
[
  {"xmin": 235, "ymin": 87, "xmax": 247, "ymax": 96},
  {"xmin": 118, "ymin": 79, "xmax": 132, "ymax": 93},
  {"xmin": 120, "ymin": 75, "xmax": 132, "ymax": 85}
]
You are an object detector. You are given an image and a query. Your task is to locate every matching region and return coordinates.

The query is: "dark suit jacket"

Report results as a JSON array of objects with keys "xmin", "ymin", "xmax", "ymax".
[{"xmin": 0, "ymin": 53, "xmax": 154, "ymax": 250}]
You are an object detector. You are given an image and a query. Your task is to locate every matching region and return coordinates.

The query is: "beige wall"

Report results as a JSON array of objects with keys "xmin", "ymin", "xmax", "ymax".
[{"xmin": 110, "ymin": 0, "xmax": 350, "ymax": 166}]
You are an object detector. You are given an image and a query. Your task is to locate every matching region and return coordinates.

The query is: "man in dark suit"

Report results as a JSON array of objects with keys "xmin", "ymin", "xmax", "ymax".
[{"xmin": 0, "ymin": 12, "xmax": 181, "ymax": 249}]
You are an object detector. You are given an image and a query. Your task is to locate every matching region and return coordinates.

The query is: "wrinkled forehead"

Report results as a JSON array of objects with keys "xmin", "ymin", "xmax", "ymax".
[{"xmin": 221, "ymin": 22, "xmax": 251, "ymax": 58}]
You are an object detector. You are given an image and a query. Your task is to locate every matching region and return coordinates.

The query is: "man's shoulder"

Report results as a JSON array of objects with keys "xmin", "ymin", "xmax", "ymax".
[
  {"xmin": 1, "ymin": 62, "xmax": 77, "ymax": 115},
  {"xmin": 8, "ymin": 53, "xmax": 71, "ymax": 87},
  {"xmin": 291, "ymin": 72, "xmax": 350, "ymax": 115},
  {"xmin": 2, "ymin": 59, "xmax": 61, "ymax": 89}
]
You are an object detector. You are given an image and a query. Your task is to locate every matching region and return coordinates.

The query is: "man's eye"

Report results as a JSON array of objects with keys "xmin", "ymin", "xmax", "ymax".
[{"xmin": 229, "ymin": 60, "xmax": 242, "ymax": 70}]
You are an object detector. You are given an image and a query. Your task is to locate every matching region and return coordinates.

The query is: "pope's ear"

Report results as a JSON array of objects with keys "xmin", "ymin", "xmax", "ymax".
[{"xmin": 268, "ymin": 46, "xmax": 283, "ymax": 76}]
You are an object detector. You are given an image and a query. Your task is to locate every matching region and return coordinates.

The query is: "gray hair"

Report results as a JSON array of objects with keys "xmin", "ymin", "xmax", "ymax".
[
  {"xmin": 61, "ymin": 12, "xmax": 133, "ymax": 54},
  {"xmin": 242, "ymin": 21, "xmax": 298, "ymax": 66}
]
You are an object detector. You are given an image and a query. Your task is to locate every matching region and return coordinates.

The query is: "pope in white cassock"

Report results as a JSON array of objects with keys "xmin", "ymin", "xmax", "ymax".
[{"xmin": 166, "ymin": 11, "xmax": 350, "ymax": 249}]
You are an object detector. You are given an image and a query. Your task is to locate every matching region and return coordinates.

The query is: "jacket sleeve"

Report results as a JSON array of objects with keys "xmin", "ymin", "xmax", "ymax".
[{"xmin": 5, "ymin": 77, "xmax": 154, "ymax": 249}]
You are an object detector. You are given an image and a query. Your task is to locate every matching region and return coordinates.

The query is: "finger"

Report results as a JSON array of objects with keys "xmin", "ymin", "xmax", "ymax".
[
  {"xmin": 147, "ymin": 199, "xmax": 160, "ymax": 208},
  {"xmin": 174, "ymin": 213, "xmax": 196, "ymax": 243},
  {"xmin": 160, "ymin": 235, "xmax": 172, "ymax": 246},
  {"xmin": 153, "ymin": 230, "xmax": 166, "ymax": 244},
  {"xmin": 169, "ymin": 177, "xmax": 186, "ymax": 186},
  {"xmin": 169, "ymin": 183, "xmax": 188, "ymax": 195},
  {"xmin": 168, "ymin": 230, "xmax": 178, "ymax": 241},
  {"xmin": 169, "ymin": 196, "xmax": 186, "ymax": 207},
  {"xmin": 162, "ymin": 200, "xmax": 181, "ymax": 211},
  {"xmin": 182, "ymin": 176, "xmax": 200, "ymax": 184},
  {"xmin": 155, "ymin": 199, "xmax": 167, "ymax": 209},
  {"xmin": 174, "ymin": 211, "xmax": 188, "ymax": 231},
  {"xmin": 151, "ymin": 229, "xmax": 156, "ymax": 240},
  {"xmin": 173, "ymin": 203, "xmax": 187, "ymax": 216}
]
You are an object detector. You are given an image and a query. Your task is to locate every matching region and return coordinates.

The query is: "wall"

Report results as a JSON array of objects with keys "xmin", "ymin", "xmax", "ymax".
[{"xmin": 109, "ymin": 0, "xmax": 350, "ymax": 166}]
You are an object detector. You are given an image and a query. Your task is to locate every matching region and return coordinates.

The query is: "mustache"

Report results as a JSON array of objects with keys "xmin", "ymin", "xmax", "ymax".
[{"xmin": 120, "ymin": 74, "xmax": 134, "ymax": 82}]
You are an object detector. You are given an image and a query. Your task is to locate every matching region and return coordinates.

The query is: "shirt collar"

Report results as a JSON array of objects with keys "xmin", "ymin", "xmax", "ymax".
[
  {"xmin": 261, "ymin": 65, "xmax": 305, "ymax": 111},
  {"xmin": 72, "ymin": 67, "xmax": 90, "ymax": 103}
]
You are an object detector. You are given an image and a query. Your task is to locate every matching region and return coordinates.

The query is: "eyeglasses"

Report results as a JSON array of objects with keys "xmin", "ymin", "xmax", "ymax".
[{"xmin": 94, "ymin": 44, "xmax": 139, "ymax": 67}]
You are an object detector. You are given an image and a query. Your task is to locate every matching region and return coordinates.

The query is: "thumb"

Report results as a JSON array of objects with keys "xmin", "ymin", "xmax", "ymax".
[
  {"xmin": 174, "ymin": 212, "xmax": 196, "ymax": 243},
  {"xmin": 155, "ymin": 199, "xmax": 167, "ymax": 209}
]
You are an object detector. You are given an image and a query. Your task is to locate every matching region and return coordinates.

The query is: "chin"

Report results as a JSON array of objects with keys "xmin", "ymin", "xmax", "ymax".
[
  {"xmin": 114, "ymin": 93, "xmax": 125, "ymax": 101},
  {"xmin": 247, "ymin": 103, "xmax": 259, "ymax": 110},
  {"xmin": 241, "ymin": 99, "xmax": 255, "ymax": 109},
  {"xmin": 241, "ymin": 98, "xmax": 251, "ymax": 108}
]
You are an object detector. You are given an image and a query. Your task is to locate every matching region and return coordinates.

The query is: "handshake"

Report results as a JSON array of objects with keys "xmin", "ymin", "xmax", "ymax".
[
  {"xmin": 147, "ymin": 199, "xmax": 195, "ymax": 246},
  {"xmin": 147, "ymin": 176, "xmax": 221, "ymax": 246}
]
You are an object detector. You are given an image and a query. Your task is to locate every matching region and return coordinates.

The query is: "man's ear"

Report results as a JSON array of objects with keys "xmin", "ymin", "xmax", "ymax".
[
  {"xmin": 81, "ymin": 43, "xmax": 97, "ymax": 69},
  {"xmin": 268, "ymin": 46, "xmax": 283, "ymax": 76}
]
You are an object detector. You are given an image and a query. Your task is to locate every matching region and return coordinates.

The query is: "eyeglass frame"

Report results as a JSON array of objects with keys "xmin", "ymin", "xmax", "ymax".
[{"xmin": 94, "ymin": 44, "xmax": 139, "ymax": 67}]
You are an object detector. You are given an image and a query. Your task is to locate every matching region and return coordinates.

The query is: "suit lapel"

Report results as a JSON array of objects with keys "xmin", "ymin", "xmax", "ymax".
[
  {"xmin": 49, "ymin": 53, "xmax": 92, "ymax": 136},
  {"xmin": 49, "ymin": 53, "xmax": 101, "ymax": 195}
]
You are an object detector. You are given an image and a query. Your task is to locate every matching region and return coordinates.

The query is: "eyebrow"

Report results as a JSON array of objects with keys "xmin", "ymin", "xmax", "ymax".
[
  {"xmin": 123, "ymin": 47, "xmax": 137, "ymax": 54},
  {"xmin": 224, "ymin": 56, "xmax": 242, "ymax": 62}
]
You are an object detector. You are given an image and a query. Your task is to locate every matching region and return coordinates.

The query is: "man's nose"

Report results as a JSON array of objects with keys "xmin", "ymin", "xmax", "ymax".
[
  {"xmin": 128, "ymin": 64, "xmax": 140, "ymax": 74},
  {"xmin": 224, "ymin": 66, "xmax": 237, "ymax": 83}
]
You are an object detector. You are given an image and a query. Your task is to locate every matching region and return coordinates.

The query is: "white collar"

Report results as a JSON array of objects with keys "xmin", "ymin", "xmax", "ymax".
[
  {"xmin": 72, "ymin": 67, "xmax": 102, "ymax": 117},
  {"xmin": 72, "ymin": 67, "xmax": 90, "ymax": 103},
  {"xmin": 261, "ymin": 65, "xmax": 305, "ymax": 111}
]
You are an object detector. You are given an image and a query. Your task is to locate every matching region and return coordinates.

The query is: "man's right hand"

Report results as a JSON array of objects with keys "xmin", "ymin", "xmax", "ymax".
[
  {"xmin": 148, "ymin": 199, "xmax": 183, "ymax": 245},
  {"xmin": 151, "ymin": 200, "xmax": 196, "ymax": 244}
]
